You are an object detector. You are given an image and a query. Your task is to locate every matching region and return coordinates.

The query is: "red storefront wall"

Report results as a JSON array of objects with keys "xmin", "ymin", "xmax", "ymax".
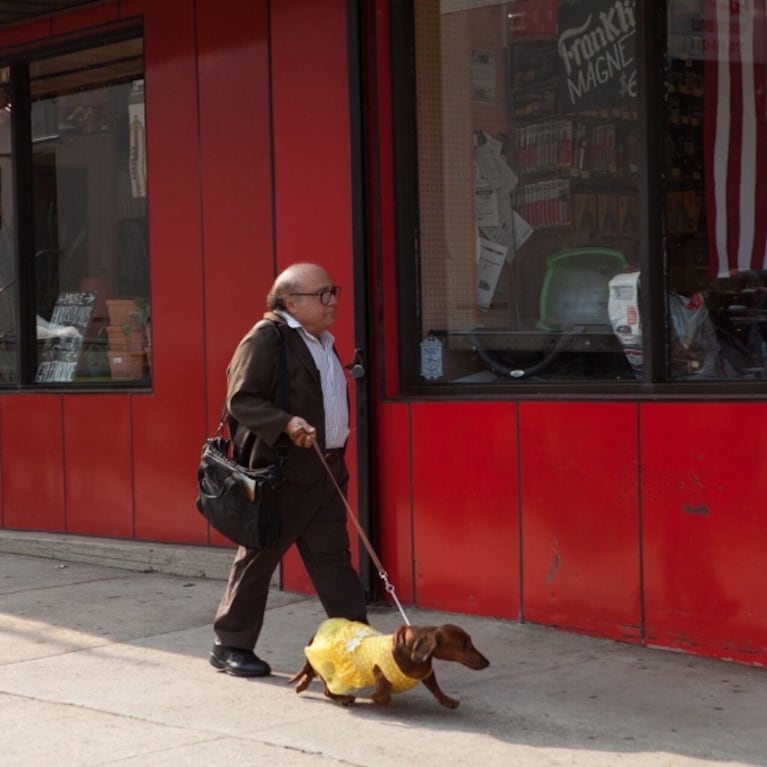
[
  {"xmin": 0, "ymin": 0, "xmax": 358, "ymax": 552},
  {"xmin": 373, "ymin": 399, "xmax": 767, "ymax": 665},
  {"xmin": 0, "ymin": 1, "xmax": 765, "ymax": 668},
  {"xmin": 0, "ymin": 0, "xmax": 216, "ymax": 543},
  {"xmin": 363, "ymin": 0, "xmax": 767, "ymax": 665}
]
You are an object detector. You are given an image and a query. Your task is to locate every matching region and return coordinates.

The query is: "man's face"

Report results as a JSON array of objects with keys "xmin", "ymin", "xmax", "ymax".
[{"xmin": 283, "ymin": 267, "xmax": 339, "ymax": 337}]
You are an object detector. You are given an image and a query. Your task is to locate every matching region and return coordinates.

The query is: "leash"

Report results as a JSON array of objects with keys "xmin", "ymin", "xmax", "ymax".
[{"xmin": 312, "ymin": 441, "xmax": 411, "ymax": 626}]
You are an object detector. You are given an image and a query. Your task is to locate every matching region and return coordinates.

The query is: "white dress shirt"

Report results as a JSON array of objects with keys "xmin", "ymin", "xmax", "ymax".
[{"xmin": 276, "ymin": 310, "xmax": 349, "ymax": 449}]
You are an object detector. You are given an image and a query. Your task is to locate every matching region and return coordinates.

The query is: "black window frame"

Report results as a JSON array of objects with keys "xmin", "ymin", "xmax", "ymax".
[
  {"xmin": 384, "ymin": 0, "xmax": 767, "ymax": 400},
  {"xmin": 0, "ymin": 21, "xmax": 150, "ymax": 392}
]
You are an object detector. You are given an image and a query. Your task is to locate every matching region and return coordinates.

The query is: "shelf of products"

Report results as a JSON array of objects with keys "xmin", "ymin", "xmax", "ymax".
[{"xmin": 508, "ymin": 34, "xmax": 639, "ymax": 241}]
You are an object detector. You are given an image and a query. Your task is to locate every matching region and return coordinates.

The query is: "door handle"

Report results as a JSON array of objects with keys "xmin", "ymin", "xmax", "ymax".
[{"xmin": 346, "ymin": 348, "xmax": 365, "ymax": 379}]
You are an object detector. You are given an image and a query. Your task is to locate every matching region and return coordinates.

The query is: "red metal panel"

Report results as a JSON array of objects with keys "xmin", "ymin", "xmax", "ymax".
[
  {"xmin": 63, "ymin": 395, "xmax": 133, "ymax": 537},
  {"xmin": 0, "ymin": 395, "xmax": 65, "ymax": 531},
  {"xmin": 271, "ymin": 0, "xmax": 353, "ymax": 278},
  {"xmin": 521, "ymin": 402, "xmax": 641, "ymax": 642},
  {"xmin": 50, "ymin": 1, "xmax": 119, "ymax": 34},
  {"xmin": 642, "ymin": 402, "xmax": 767, "ymax": 665},
  {"xmin": 271, "ymin": 0, "xmax": 359, "ymax": 592},
  {"xmin": 196, "ymin": 0, "xmax": 273, "ymax": 518},
  {"xmin": 411, "ymin": 401, "xmax": 519, "ymax": 618},
  {"xmin": 119, "ymin": 0, "xmax": 209, "ymax": 543},
  {"xmin": 375, "ymin": 402, "xmax": 415, "ymax": 603},
  {"xmin": 0, "ymin": 18, "xmax": 51, "ymax": 47}
]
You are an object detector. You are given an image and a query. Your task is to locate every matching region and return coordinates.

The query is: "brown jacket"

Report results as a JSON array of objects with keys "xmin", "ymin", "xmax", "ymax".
[{"xmin": 225, "ymin": 311, "xmax": 338, "ymax": 486}]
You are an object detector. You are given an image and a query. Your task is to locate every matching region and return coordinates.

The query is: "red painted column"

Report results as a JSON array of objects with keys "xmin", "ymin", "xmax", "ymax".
[{"xmin": 270, "ymin": 0, "xmax": 359, "ymax": 592}]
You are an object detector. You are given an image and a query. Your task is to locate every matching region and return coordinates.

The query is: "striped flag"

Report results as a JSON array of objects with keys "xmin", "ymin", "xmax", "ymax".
[{"xmin": 704, "ymin": 0, "xmax": 767, "ymax": 277}]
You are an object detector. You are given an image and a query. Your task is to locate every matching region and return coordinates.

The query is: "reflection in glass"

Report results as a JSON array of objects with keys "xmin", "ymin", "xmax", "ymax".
[
  {"xmin": 665, "ymin": 1, "xmax": 767, "ymax": 380},
  {"xmin": 411, "ymin": 1, "xmax": 640, "ymax": 384},
  {"xmin": 0, "ymin": 69, "xmax": 15, "ymax": 382},
  {"xmin": 30, "ymin": 37, "xmax": 150, "ymax": 384}
]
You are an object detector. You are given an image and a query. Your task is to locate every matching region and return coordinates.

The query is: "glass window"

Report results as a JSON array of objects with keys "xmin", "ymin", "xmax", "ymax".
[
  {"xmin": 402, "ymin": 1, "xmax": 640, "ymax": 386},
  {"xmin": 0, "ymin": 33, "xmax": 150, "ymax": 387},
  {"xmin": 0, "ymin": 68, "xmax": 15, "ymax": 382},
  {"xmin": 665, "ymin": 1, "xmax": 767, "ymax": 380}
]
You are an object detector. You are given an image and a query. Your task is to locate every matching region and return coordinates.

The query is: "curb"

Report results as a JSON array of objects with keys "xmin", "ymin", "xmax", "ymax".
[{"xmin": 0, "ymin": 530, "xmax": 234, "ymax": 580}]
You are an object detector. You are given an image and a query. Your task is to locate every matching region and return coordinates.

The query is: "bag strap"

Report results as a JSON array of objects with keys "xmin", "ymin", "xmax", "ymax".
[
  {"xmin": 215, "ymin": 321, "xmax": 289, "ymax": 459},
  {"xmin": 271, "ymin": 322, "xmax": 289, "ymax": 463},
  {"xmin": 272, "ymin": 321, "xmax": 289, "ymax": 411},
  {"xmin": 214, "ymin": 408, "xmax": 228, "ymax": 438}
]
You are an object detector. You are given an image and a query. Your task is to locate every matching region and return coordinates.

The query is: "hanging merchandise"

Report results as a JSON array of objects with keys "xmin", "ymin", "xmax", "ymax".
[{"xmin": 128, "ymin": 79, "xmax": 147, "ymax": 198}]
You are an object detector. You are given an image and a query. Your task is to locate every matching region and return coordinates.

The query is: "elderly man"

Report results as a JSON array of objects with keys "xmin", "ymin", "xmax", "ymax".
[{"xmin": 209, "ymin": 262, "xmax": 367, "ymax": 677}]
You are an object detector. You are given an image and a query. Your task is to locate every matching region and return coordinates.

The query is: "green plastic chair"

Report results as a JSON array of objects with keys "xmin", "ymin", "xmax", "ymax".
[{"xmin": 536, "ymin": 247, "xmax": 627, "ymax": 332}]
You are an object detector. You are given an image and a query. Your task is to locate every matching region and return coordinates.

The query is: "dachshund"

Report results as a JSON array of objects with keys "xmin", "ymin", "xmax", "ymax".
[{"xmin": 289, "ymin": 617, "xmax": 489, "ymax": 708}]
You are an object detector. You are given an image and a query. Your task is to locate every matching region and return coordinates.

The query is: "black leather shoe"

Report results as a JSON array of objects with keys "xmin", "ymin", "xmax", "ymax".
[{"xmin": 209, "ymin": 644, "xmax": 271, "ymax": 677}]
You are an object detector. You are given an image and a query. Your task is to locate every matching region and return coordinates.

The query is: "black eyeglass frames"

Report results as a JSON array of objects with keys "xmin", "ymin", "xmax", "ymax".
[{"xmin": 288, "ymin": 286, "xmax": 342, "ymax": 305}]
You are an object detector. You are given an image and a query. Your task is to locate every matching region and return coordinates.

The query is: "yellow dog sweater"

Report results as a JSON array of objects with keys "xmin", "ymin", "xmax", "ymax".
[{"xmin": 304, "ymin": 618, "xmax": 420, "ymax": 696}]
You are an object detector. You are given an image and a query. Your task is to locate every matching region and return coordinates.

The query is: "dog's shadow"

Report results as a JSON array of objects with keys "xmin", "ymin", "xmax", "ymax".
[
  {"xmin": 264, "ymin": 669, "xmax": 493, "ymax": 730},
  {"xmin": 252, "ymin": 611, "xmax": 767, "ymax": 765}
]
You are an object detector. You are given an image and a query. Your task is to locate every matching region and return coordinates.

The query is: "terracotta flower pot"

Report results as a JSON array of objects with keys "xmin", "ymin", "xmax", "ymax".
[
  {"xmin": 108, "ymin": 351, "xmax": 145, "ymax": 379},
  {"xmin": 106, "ymin": 325, "xmax": 144, "ymax": 353},
  {"xmin": 106, "ymin": 299, "xmax": 141, "ymax": 328}
]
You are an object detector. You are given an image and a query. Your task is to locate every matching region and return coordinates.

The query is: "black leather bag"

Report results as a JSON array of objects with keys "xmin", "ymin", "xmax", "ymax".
[
  {"xmin": 196, "ymin": 434, "xmax": 282, "ymax": 549},
  {"xmin": 195, "ymin": 321, "xmax": 287, "ymax": 549}
]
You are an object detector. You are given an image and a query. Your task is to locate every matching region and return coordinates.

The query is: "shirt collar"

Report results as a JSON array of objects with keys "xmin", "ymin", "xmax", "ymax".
[{"xmin": 275, "ymin": 309, "xmax": 335, "ymax": 346}]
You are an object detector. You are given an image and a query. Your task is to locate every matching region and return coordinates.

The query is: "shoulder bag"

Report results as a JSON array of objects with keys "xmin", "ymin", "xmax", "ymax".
[{"xmin": 195, "ymin": 323, "xmax": 288, "ymax": 549}]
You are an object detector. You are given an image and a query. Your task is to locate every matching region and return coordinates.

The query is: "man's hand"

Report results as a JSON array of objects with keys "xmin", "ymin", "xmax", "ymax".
[{"xmin": 285, "ymin": 416, "xmax": 316, "ymax": 448}]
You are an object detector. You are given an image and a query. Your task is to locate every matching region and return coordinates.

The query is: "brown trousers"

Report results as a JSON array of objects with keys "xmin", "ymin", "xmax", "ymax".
[{"xmin": 213, "ymin": 457, "xmax": 367, "ymax": 649}]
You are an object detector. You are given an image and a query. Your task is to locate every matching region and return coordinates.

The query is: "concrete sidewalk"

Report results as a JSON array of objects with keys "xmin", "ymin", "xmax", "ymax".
[{"xmin": 0, "ymin": 543, "xmax": 765, "ymax": 766}]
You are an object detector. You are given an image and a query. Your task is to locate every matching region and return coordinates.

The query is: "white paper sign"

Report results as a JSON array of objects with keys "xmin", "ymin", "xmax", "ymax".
[
  {"xmin": 420, "ymin": 335, "xmax": 444, "ymax": 380},
  {"xmin": 475, "ymin": 180, "xmax": 499, "ymax": 228},
  {"xmin": 477, "ymin": 238, "xmax": 508, "ymax": 309},
  {"xmin": 472, "ymin": 49, "xmax": 496, "ymax": 103}
]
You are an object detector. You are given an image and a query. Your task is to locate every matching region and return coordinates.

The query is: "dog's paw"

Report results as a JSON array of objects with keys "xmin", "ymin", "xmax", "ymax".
[
  {"xmin": 289, "ymin": 660, "xmax": 315, "ymax": 693},
  {"xmin": 439, "ymin": 696, "xmax": 460, "ymax": 709},
  {"xmin": 291, "ymin": 673, "xmax": 312, "ymax": 694}
]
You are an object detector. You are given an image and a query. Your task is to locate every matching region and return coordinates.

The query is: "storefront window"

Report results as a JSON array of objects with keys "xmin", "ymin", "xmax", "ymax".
[
  {"xmin": 665, "ymin": 1, "xmax": 767, "ymax": 380},
  {"xmin": 0, "ymin": 69, "xmax": 15, "ymax": 382},
  {"xmin": 0, "ymin": 34, "xmax": 150, "ymax": 386},
  {"xmin": 404, "ymin": 1, "xmax": 640, "ymax": 385}
]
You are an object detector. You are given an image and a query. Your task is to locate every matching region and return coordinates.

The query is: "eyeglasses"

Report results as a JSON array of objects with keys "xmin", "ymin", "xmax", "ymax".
[{"xmin": 288, "ymin": 286, "xmax": 342, "ymax": 305}]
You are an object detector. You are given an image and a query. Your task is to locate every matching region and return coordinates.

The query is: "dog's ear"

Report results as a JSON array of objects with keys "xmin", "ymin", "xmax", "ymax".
[{"xmin": 410, "ymin": 631, "xmax": 438, "ymax": 663}]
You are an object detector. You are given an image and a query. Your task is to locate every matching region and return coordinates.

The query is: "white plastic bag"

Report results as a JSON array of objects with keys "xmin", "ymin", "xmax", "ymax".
[
  {"xmin": 608, "ymin": 271, "xmax": 643, "ymax": 375},
  {"xmin": 668, "ymin": 292, "xmax": 721, "ymax": 377}
]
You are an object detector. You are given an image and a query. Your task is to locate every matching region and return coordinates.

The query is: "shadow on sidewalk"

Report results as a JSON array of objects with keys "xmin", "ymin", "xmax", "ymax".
[{"xmin": 2, "ymin": 552, "xmax": 766, "ymax": 766}]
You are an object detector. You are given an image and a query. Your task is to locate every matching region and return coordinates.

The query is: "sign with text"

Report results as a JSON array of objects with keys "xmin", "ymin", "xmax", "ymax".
[
  {"xmin": 35, "ymin": 291, "xmax": 95, "ymax": 383},
  {"xmin": 558, "ymin": 0, "xmax": 637, "ymax": 111}
]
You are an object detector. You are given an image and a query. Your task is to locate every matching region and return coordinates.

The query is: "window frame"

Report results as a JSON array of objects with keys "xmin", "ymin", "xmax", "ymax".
[
  {"xmin": 0, "ymin": 22, "xmax": 150, "ymax": 391},
  {"xmin": 381, "ymin": 0, "xmax": 767, "ymax": 400}
]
